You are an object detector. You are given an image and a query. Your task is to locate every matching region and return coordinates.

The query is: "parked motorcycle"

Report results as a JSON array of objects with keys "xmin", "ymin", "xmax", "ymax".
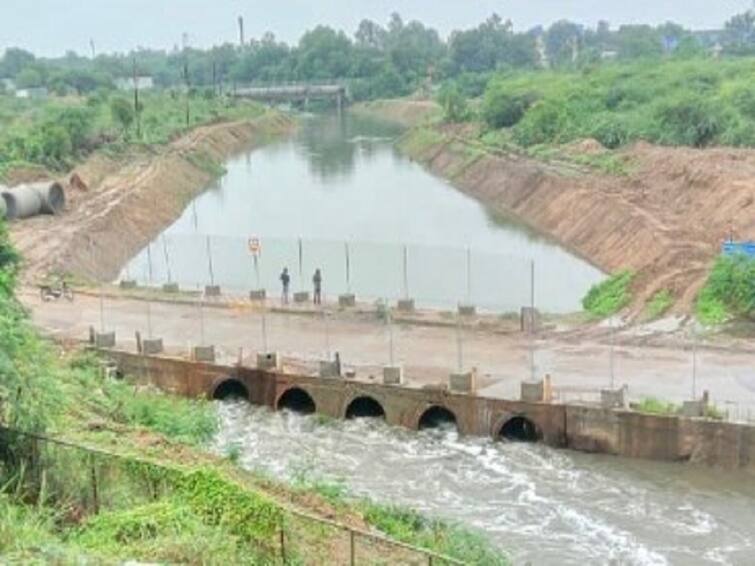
[{"xmin": 40, "ymin": 281, "xmax": 74, "ymax": 302}]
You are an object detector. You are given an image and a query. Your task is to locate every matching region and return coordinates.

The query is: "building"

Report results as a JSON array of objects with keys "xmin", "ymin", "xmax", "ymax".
[
  {"xmin": 15, "ymin": 87, "xmax": 48, "ymax": 99},
  {"xmin": 115, "ymin": 76, "xmax": 155, "ymax": 91}
]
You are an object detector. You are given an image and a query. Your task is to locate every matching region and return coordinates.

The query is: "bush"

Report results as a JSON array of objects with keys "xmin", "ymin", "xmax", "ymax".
[
  {"xmin": 654, "ymin": 94, "xmax": 726, "ymax": 147},
  {"xmin": 696, "ymin": 254, "xmax": 755, "ymax": 324},
  {"xmin": 631, "ymin": 397, "xmax": 679, "ymax": 415},
  {"xmin": 582, "ymin": 271, "xmax": 634, "ymax": 317},
  {"xmin": 482, "ymin": 86, "xmax": 537, "ymax": 129},
  {"xmin": 645, "ymin": 289, "xmax": 674, "ymax": 319},
  {"xmin": 437, "ymin": 84, "xmax": 470, "ymax": 122}
]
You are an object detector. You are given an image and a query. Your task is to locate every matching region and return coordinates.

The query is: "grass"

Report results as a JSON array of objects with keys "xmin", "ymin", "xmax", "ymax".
[
  {"xmin": 398, "ymin": 125, "xmax": 447, "ymax": 156},
  {"xmin": 696, "ymin": 254, "xmax": 755, "ymax": 325},
  {"xmin": 582, "ymin": 271, "xmax": 634, "ymax": 318},
  {"xmin": 631, "ymin": 397, "xmax": 679, "ymax": 416},
  {"xmin": 645, "ymin": 289, "xmax": 674, "ymax": 320}
]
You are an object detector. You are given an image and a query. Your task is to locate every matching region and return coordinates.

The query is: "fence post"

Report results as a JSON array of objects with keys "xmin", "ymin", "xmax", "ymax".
[
  {"xmin": 530, "ymin": 259, "xmax": 535, "ymax": 311},
  {"xmin": 146, "ymin": 244, "xmax": 154, "ymax": 338},
  {"xmin": 89, "ymin": 452, "xmax": 99, "ymax": 514},
  {"xmin": 350, "ymin": 529, "xmax": 355, "ymax": 566},
  {"xmin": 466, "ymin": 246, "xmax": 472, "ymax": 304},
  {"xmin": 609, "ymin": 317, "xmax": 616, "ymax": 389},
  {"xmin": 279, "ymin": 515, "xmax": 286, "ymax": 563},
  {"xmin": 298, "ymin": 237, "xmax": 304, "ymax": 289},
  {"xmin": 206, "ymin": 235, "xmax": 215, "ymax": 287},
  {"xmin": 162, "ymin": 234, "xmax": 173, "ymax": 284},
  {"xmin": 345, "ymin": 241, "xmax": 351, "ymax": 294},
  {"xmin": 402, "ymin": 244, "xmax": 409, "ymax": 299}
]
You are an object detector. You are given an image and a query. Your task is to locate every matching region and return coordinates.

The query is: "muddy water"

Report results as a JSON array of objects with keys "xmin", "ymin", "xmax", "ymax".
[
  {"xmin": 124, "ymin": 113, "xmax": 603, "ymax": 312},
  {"xmin": 214, "ymin": 402, "xmax": 755, "ymax": 566}
]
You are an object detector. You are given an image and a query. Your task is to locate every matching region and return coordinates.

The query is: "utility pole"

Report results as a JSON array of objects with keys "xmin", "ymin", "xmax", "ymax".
[
  {"xmin": 89, "ymin": 39, "xmax": 96, "ymax": 59},
  {"xmin": 238, "ymin": 16, "xmax": 245, "ymax": 47},
  {"xmin": 132, "ymin": 57, "xmax": 141, "ymax": 139},
  {"xmin": 183, "ymin": 58, "xmax": 191, "ymax": 127}
]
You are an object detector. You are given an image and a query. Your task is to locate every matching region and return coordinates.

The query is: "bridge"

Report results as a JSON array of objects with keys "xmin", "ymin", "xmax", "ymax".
[{"xmin": 232, "ymin": 83, "xmax": 348, "ymax": 110}]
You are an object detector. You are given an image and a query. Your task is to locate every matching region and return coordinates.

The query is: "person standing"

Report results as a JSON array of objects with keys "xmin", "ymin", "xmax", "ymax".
[
  {"xmin": 313, "ymin": 268, "xmax": 323, "ymax": 305},
  {"xmin": 280, "ymin": 267, "xmax": 291, "ymax": 305}
]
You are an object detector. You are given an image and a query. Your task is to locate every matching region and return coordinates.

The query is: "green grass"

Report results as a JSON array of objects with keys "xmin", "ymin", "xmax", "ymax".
[
  {"xmin": 480, "ymin": 58, "xmax": 755, "ymax": 150},
  {"xmin": 631, "ymin": 397, "xmax": 679, "ymax": 416},
  {"xmin": 696, "ymin": 254, "xmax": 755, "ymax": 325},
  {"xmin": 645, "ymin": 289, "xmax": 675, "ymax": 320},
  {"xmin": 582, "ymin": 271, "xmax": 634, "ymax": 318}
]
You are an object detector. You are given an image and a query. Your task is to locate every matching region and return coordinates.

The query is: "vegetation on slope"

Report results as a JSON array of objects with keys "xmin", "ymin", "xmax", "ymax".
[
  {"xmin": 582, "ymin": 271, "xmax": 634, "ymax": 318},
  {"xmin": 696, "ymin": 254, "xmax": 755, "ymax": 325},
  {"xmin": 0, "ymin": 91, "xmax": 265, "ymax": 180}
]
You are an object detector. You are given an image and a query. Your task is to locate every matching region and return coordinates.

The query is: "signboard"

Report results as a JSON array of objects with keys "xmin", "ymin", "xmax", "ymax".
[{"xmin": 248, "ymin": 236, "xmax": 262, "ymax": 256}]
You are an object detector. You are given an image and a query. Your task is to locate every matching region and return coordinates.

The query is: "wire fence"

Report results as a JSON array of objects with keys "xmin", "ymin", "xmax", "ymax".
[
  {"xmin": 0, "ymin": 426, "xmax": 464, "ymax": 565},
  {"xmin": 117, "ymin": 233, "xmax": 601, "ymax": 314}
]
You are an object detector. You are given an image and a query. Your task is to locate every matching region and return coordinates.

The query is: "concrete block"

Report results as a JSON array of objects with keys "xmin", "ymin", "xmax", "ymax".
[
  {"xmin": 521, "ymin": 307, "xmax": 541, "ymax": 333},
  {"xmin": 318, "ymin": 360, "xmax": 341, "ymax": 378},
  {"xmin": 458, "ymin": 304, "xmax": 477, "ymax": 317},
  {"xmin": 397, "ymin": 298, "xmax": 415, "ymax": 312},
  {"xmin": 521, "ymin": 375, "xmax": 553, "ymax": 403},
  {"xmin": 294, "ymin": 291, "xmax": 310, "ymax": 304},
  {"xmin": 119, "ymin": 280, "xmax": 138, "ymax": 290},
  {"xmin": 601, "ymin": 385, "xmax": 629, "ymax": 409},
  {"xmin": 256, "ymin": 352, "xmax": 280, "ymax": 371},
  {"xmin": 142, "ymin": 338, "xmax": 164, "ymax": 355},
  {"xmin": 162, "ymin": 283, "xmax": 179, "ymax": 294},
  {"xmin": 681, "ymin": 390, "xmax": 710, "ymax": 418},
  {"xmin": 205, "ymin": 285, "xmax": 221, "ymax": 297},
  {"xmin": 193, "ymin": 345, "xmax": 215, "ymax": 363},
  {"xmin": 249, "ymin": 289, "xmax": 266, "ymax": 301},
  {"xmin": 94, "ymin": 331, "xmax": 116, "ymax": 348},
  {"xmin": 338, "ymin": 293, "xmax": 356, "ymax": 307},
  {"xmin": 449, "ymin": 369, "xmax": 477, "ymax": 393},
  {"xmin": 383, "ymin": 365, "xmax": 403, "ymax": 385}
]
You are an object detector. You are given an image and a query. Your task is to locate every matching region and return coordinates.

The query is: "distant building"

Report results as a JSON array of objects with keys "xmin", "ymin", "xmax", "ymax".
[
  {"xmin": 600, "ymin": 50, "xmax": 618, "ymax": 61},
  {"xmin": 115, "ymin": 76, "xmax": 155, "ymax": 91},
  {"xmin": 16, "ymin": 87, "xmax": 48, "ymax": 99},
  {"xmin": 0, "ymin": 78, "xmax": 16, "ymax": 93}
]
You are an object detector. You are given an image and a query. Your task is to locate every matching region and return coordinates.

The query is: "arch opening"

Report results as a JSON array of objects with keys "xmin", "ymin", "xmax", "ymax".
[
  {"xmin": 277, "ymin": 388, "xmax": 316, "ymax": 415},
  {"xmin": 213, "ymin": 379, "xmax": 249, "ymax": 401},
  {"xmin": 418, "ymin": 406, "xmax": 458, "ymax": 430},
  {"xmin": 345, "ymin": 396, "xmax": 386, "ymax": 420},
  {"xmin": 499, "ymin": 416, "xmax": 540, "ymax": 443}
]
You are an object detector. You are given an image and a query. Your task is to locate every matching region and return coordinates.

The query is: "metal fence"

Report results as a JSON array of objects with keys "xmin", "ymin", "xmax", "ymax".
[
  {"xmin": 0, "ymin": 426, "xmax": 463, "ymax": 565},
  {"xmin": 118, "ymin": 233, "xmax": 600, "ymax": 314}
]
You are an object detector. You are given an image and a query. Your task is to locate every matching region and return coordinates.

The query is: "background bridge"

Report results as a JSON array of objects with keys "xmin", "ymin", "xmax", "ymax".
[{"xmin": 232, "ymin": 83, "xmax": 348, "ymax": 110}]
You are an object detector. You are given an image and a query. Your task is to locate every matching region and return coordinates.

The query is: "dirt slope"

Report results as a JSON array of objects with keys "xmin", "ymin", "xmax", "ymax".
[
  {"xmin": 10, "ymin": 112, "xmax": 293, "ymax": 283},
  {"xmin": 403, "ymin": 127, "xmax": 755, "ymax": 313}
]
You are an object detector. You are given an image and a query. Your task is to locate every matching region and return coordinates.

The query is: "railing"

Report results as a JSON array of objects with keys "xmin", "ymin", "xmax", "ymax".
[{"xmin": 0, "ymin": 426, "xmax": 464, "ymax": 565}]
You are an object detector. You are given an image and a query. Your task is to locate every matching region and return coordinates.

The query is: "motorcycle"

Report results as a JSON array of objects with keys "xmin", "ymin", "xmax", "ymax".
[{"xmin": 40, "ymin": 281, "xmax": 74, "ymax": 302}]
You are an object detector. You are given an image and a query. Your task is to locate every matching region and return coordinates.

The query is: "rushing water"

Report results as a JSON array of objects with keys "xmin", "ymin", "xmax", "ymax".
[
  {"xmin": 124, "ymin": 113, "xmax": 603, "ymax": 312},
  {"xmin": 214, "ymin": 402, "xmax": 755, "ymax": 566}
]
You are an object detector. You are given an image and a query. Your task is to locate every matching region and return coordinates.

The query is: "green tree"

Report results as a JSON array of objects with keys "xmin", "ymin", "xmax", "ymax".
[
  {"xmin": 438, "ymin": 84, "xmax": 468, "ymax": 122},
  {"xmin": 110, "ymin": 97, "xmax": 135, "ymax": 134},
  {"xmin": 545, "ymin": 21, "xmax": 583, "ymax": 67},
  {"xmin": 15, "ymin": 67, "xmax": 43, "ymax": 88}
]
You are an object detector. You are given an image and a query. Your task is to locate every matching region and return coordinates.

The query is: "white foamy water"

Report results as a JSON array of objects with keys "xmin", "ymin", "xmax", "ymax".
[{"xmin": 213, "ymin": 401, "xmax": 755, "ymax": 565}]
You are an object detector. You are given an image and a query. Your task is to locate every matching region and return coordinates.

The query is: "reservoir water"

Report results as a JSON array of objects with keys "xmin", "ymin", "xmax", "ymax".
[
  {"xmin": 123, "ymin": 113, "xmax": 603, "ymax": 312},
  {"xmin": 214, "ymin": 402, "xmax": 755, "ymax": 566}
]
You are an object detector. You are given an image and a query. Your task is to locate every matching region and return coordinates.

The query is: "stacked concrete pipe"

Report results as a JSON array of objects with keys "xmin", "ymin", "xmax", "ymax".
[{"xmin": 1, "ymin": 181, "xmax": 66, "ymax": 220}]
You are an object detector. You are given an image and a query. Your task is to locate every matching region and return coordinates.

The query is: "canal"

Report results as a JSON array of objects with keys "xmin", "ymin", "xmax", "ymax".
[
  {"xmin": 214, "ymin": 402, "xmax": 755, "ymax": 566},
  {"xmin": 123, "ymin": 113, "xmax": 603, "ymax": 312}
]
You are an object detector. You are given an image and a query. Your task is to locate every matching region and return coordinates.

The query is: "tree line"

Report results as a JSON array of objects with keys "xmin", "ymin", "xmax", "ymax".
[{"xmin": 2, "ymin": 10, "xmax": 755, "ymax": 101}]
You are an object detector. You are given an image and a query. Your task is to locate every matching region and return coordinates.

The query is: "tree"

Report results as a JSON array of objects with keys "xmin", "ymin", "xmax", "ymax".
[
  {"xmin": 724, "ymin": 10, "xmax": 755, "ymax": 53},
  {"xmin": 355, "ymin": 19, "xmax": 387, "ymax": 50},
  {"xmin": 0, "ymin": 48, "xmax": 35, "ymax": 77},
  {"xmin": 438, "ymin": 84, "xmax": 468, "ymax": 122},
  {"xmin": 110, "ymin": 97, "xmax": 135, "ymax": 135},
  {"xmin": 295, "ymin": 26, "xmax": 353, "ymax": 80},
  {"xmin": 15, "ymin": 67, "xmax": 43, "ymax": 88},
  {"xmin": 615, "ymin": 25, "xmax": 663, "ymax": 59},
  {"xmin": 544, "ymin": 21, "xmax": 583, "ymax": 67}
]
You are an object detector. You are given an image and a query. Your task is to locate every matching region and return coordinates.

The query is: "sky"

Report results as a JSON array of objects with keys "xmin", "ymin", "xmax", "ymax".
[{"xmin": 0, "ymin": 0, "xmax": 753, "ymax": 57}]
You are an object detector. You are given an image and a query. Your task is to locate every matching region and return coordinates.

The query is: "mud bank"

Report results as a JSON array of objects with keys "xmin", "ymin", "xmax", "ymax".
[
  {"xmin": 396, "ymin": 120, "xmax": 755, "ymax": 313},
  {"xmin": 10, "ymin": 111, "xmax": 294, "ymax": 283}
]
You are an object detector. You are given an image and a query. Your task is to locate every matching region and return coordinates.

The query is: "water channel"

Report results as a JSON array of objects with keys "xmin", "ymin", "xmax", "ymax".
[
  {"xmin": 214, "ymin": 402, "xmax": 755, "ymax": 566},
  {"xmin": 123, "ymin": 113, "xmax": 603, "ymax": 312}
]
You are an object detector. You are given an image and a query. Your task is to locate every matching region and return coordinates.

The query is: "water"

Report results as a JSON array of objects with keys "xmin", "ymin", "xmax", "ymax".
[
  {"xmin": 123, "ymin": 113, "xmax": 603, "ymax": 312},
  {"xmin": 214, "ymin": 402, "xmax": 755, "ymax": 566}
]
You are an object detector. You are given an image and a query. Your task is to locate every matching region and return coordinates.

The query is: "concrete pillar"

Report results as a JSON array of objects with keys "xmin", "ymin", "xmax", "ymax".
[
  {"xmin": 449, "ymin": 369, "xmax": 477, "ymax": 394},
  {"xmin": 205, "ymin": 285, "xmax": 222, "ymax": 297},
  {"xmin": 142, "ymin": 338, "xmax": 164, "ymax": 355},
  {"xmin": 95, "ymin": 331, "xmax": 116, "ymax": 348},
  {"xmin": 257, "ymin": 352, "xmax": 280, "ymax": 371},
  {"xmin": 383, "ymin": 365, "xmax": 403, "ymax": 385},
  {"xmin": 249, "ymin": 289, "xmax": 266, "ymax": 301},
  {"xmin": 193, "ymin": 345, "xmax": 216, "ymax": 363},
  {"xmin": 338, "ymin": 293, "xmax": 356, "ymax": 308},
  {"xmin": 601, "ymin": 385, "xmax": 629, "ymax": 409},
  {"xmin": 397, "ymin": 298, "xmax": 415, "ymax": 312},
  {"xmin": 682, "ymin": 390, "xmax": 710, "ymax": 418},
  {"xmin": 318, "ymin": 360, "xmax": 341, "ymax": 378},
  {"xmin": 521, "ymin": 374, "xmax": 553, "ymax": 403}
]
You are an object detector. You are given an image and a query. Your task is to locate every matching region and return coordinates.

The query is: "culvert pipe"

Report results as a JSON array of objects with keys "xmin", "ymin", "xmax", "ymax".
[{"xmin": 2, "ymin": 182, "xmax": 66, "ymax": 220}]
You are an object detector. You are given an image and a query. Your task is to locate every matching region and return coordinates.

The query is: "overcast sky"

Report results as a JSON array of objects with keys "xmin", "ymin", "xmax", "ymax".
[{"xmin": 1, "ymin": 0, "xmax": 752, "ymax": 57}]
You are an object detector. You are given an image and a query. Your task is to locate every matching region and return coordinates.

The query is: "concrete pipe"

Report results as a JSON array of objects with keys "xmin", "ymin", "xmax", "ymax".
[
  {"xmin": 2, "ymin": 187, "xmax": 42, "ymax": 220},
  {"xmin": 30, "ymin": 182, "xmax": 65, "ymax": 215}
]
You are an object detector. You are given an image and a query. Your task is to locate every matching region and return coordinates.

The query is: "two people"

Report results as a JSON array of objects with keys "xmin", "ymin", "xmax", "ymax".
[{"xmin": 280, "ymin": 267, "xmax": 323, "ymax": 306}]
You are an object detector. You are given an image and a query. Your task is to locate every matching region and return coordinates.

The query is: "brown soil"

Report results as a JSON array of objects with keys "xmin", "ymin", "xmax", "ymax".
[
  {"xmin": 9, "ymin": 112, "xmax": 294, "ymax": 283},
  {"xmin": 351, "ymin": 98, "xmax": 440, "ymax": 127},
  {"xmin": 403, "ymin": 126, "xmax": 755, "ymax": 315}
]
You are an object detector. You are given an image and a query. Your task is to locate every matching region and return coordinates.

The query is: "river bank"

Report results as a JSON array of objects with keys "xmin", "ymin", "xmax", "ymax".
[
  {"xmin": 353, "ymin": 99, "xmax": 755, "ymax": 318},
  {"xmin": 8, "ymin": 110, "xmax": 294, "ymax": 283}
]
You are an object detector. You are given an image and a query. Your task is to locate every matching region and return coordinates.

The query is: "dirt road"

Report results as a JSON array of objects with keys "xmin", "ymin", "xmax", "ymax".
[{"xmin": 25, "ymin": 289, "xmax": 755, "ymax": 418}]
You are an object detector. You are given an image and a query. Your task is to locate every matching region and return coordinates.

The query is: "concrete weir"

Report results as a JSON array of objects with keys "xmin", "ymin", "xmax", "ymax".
[{"xmin": 102, "ymin": 349, "xmax": 755, "ymax": 470}]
